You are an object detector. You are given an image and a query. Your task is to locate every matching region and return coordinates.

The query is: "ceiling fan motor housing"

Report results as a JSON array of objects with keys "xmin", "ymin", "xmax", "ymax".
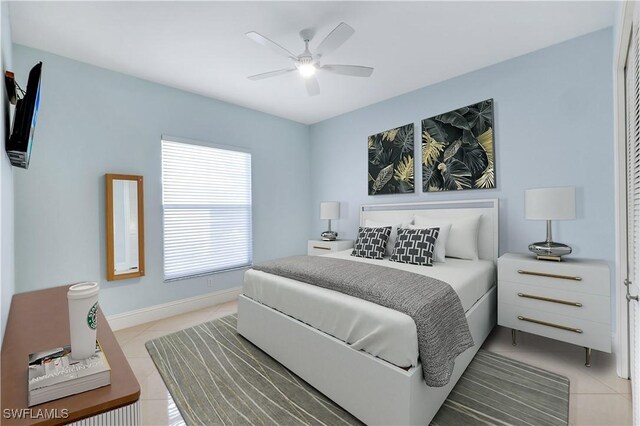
[{"xmin": 297, "ymin": 56, "xmax": 314, "ymax": 65}]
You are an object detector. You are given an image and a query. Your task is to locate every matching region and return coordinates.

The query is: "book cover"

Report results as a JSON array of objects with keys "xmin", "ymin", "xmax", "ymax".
[{"xmin": 28, "ymin": 341, "xmax": 111, "ymax": 405}]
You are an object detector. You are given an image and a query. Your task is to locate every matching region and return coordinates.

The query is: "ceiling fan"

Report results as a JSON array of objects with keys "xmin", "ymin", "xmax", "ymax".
[{"xmin": 246, "ymin": 22, "xmax": 374, "ymax": 96}]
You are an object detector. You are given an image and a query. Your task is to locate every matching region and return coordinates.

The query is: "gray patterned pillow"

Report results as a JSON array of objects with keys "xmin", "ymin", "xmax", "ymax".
[
  {"xmin": 351, "ymin": 226, "xmax": 392, "ymax": 260},
  {"xmin": 390, "ymin": 227, "xmax": 440, "ymax": 266}
]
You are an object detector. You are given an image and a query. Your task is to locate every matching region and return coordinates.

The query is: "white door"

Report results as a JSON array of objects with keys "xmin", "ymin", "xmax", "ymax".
[{"xmin": 625, "ymin": 13, "xmax": 640, "ymax": 424}]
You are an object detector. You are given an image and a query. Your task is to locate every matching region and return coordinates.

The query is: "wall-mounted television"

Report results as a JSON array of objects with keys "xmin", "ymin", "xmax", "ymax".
[{"xmin": 6, "ymin": 62, "xmax": 42, "ymax": 169}]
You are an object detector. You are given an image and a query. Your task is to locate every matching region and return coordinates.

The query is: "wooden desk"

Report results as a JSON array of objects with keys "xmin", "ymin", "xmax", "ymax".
[{"xmin": 1, "ymin": 286, "xmax": 140, "ymax": 425}]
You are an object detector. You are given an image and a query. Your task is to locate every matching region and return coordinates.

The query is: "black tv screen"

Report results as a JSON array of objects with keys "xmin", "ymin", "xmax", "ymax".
[{"xmin": 6, "ymin": 62, "xmax": 42, "ymax": 169}]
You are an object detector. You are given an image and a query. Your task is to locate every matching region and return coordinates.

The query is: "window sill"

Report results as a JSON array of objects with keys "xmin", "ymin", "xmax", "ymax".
[{"xmin": 164, "ymin": 264, "xmax": 253, "ymax": 283}]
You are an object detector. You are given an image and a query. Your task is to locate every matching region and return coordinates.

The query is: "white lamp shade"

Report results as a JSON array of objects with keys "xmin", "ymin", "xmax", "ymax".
[
  {"xmin": 525, "ymin": 186, "xmax": 576, "ymax": 220},
  {"xmin": 320, "ymin": 201, "xmax": 340, "ymax": 220}
]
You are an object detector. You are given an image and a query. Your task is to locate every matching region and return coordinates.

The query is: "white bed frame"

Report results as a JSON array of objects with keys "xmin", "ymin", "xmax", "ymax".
[{"xmin": 237, "ymin": 199, "xmax": 498, "ymax": 425}]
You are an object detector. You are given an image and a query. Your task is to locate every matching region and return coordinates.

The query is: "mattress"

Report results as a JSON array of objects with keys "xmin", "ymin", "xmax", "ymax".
[{"xmin": 243, "ymin": 250, "xmax": 495, "ymax": 368}]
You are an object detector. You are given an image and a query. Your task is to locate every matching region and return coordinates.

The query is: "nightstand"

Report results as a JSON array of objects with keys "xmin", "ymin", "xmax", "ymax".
[
  {"xmin": 307, "ymin": 239, "xmax": 354, "ymax": 256},
  {"xmin": 497, "ymin": 253, "xmax": 611, "ymax": 366}
]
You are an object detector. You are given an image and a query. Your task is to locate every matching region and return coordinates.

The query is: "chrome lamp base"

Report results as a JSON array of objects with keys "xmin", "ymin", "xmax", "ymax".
[
  {"xmin": 321, "ymin": 219, "xmax": 337, "ymax": 241},
  {"xmin": 528, "ymin": 241, "xmax": 572, "ymax": 261},
  {"xmin": 528, "ymin": 219, "xmax": 572, "ymax": 261},
  {"xmin": 321, "ymin": 231, "xmax": 338, "ymax": 241}
]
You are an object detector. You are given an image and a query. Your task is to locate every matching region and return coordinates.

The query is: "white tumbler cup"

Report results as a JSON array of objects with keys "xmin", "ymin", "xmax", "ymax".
[{"xmin": 67, "ymin": 282, "xmax": 100, "ymax": 360}]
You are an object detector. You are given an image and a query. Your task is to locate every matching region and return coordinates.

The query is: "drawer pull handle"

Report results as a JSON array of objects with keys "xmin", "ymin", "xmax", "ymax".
[
  {"xmin": 312, "ymin": 246, "xmax": 331, "ymax": 250},
  {"xmin": 517, "ymin": 316, "xmax": 583, "ymax": 333},
  {"xmin": 517, "ymin": 270, "xmax": 582, "ymax": 281},
  {"xmin": 517, "ymin": 293, "xmax": 582, "ymax": 307}
]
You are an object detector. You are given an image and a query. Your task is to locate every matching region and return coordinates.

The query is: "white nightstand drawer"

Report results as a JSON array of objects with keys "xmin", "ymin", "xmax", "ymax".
[
  {"xmin": 307, "ymin": 240, "xmax": 354, "ymax": 256},
  {"xmin": 498, "ymin": 255, "xmax": 609, "ymax": 296},
  {"xmin": 498, "ymin": 302, "xmax": 611, "ymax": 352},
  {"xmin": 498, "ymin": 280, "xmax": 610, "ymax": 324}
]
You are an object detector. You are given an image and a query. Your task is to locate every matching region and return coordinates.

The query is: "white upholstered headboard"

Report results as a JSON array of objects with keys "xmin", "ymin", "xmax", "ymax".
[{"xmin": 359, "ymin": 199, "xmax": 499, "ymax": 263}]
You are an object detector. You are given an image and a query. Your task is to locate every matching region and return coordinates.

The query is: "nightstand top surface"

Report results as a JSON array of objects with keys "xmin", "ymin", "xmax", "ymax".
[{"xmin": 499, "ymin": 252, "xmax": 608, "ymax": 268}]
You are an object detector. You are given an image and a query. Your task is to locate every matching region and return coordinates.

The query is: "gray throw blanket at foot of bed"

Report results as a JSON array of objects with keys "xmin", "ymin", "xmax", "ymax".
[{"xmin": 252, "ymin": 255, "xmax": 474, "ymax": 387}]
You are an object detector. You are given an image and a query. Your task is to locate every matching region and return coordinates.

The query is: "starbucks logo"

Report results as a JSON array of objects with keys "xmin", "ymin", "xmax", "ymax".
[{"xmin": 87, "ymin": 302, "xmax": 98, "ymax": 330}]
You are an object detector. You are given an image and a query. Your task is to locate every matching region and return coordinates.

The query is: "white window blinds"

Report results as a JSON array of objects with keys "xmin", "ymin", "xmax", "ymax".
[{"xmin": 161, "ymin": 139, "xmax": 252, "ymax": 281}]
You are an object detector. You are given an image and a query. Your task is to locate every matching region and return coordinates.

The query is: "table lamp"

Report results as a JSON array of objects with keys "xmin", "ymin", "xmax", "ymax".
[
  {"xmin": 525, "ymin": 186, "xmax": 576, "ymax": 261},
  {"xmin": 320, "ymin": 201, "xmax": 340, "ymax": 241}
]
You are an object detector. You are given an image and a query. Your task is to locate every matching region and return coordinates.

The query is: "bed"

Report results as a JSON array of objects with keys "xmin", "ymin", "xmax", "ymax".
[{"xmin": 237, "ymin": 199, "xmax": 498, "ymax": 425}]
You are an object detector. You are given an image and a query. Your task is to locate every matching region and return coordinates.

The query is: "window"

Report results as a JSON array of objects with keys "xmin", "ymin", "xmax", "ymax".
[{"xmin": 161, "ymin": 138, "xmax": 252, "ymax": 281}]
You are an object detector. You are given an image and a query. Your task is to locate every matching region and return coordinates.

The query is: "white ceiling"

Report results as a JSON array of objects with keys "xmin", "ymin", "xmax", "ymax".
[{"xmin": 9, "ymin": 1, "xmax": 616, "ymax": 124}]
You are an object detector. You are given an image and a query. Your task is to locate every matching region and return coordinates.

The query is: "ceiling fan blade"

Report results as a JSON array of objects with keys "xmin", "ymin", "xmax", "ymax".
[
  {"xmin": 246, "ymin": 31, "xmax": 297, "ymax": 60},
  {"xmin": 320, "ymin": 64, "xmax": 374, "ymax": 77},
  {"xmin": 305, "ymin": 76, "xmax": 320, "ymax": 96},
  {"xmin": 316, "ymin": 22, "xmax": 355, "ymax": 58},
  {"xmin": 248, "ymin": 68, "xmax": 297, "ymax": 80}
]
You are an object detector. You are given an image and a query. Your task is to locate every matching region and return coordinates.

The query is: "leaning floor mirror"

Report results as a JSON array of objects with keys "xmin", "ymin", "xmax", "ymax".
[{"xmin": 106, "ymin": 174, "xmax": 145, "ymax": 281}]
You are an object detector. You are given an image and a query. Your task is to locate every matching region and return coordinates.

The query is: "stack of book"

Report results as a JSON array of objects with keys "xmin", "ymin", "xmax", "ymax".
[{"xmin": 28, "ymin": 342, "xmax": 111, "ymax": 406}]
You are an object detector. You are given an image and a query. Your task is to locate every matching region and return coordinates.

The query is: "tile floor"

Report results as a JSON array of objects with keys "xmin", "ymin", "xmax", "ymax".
[
  {"xmin": 482, "ymin": 326, "xmax": 632, "ymax": 426},
  {"xmin": 114, "ymin": 300, "xmax": 633, "ymax": 426},
  {"xmin": 114, "ymin": 301, "xmax": 237, "ymax": 426}
]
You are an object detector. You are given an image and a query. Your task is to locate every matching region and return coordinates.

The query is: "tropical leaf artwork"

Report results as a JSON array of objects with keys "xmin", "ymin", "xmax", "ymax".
[
  {"xmin": 368, "ymin": 123, "xmax": 415, "ymax": 195},
  {"xmin": 421, "ymin": 99, "xmax": 495, "ymax": 192}
]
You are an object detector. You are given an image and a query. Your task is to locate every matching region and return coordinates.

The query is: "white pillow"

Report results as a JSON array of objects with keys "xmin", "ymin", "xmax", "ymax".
[
  {"xmin": 414, "ymin": 214, "xmax": 481, "ymax": 261},
  {"xmin": 364, "ymin": 219, "xmax": 412, "ymax": 257},
  {"xmin": 406, "ymin": 222, "xmax": 452, "ymax": 263}
]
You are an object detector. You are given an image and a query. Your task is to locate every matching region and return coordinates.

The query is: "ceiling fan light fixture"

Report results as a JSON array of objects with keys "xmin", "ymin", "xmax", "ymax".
[
  {"xmin": 246, "ymin": 22, "xmax": 372, "ymax": 96},
  {"xmin": 297, "ymin": 63, "xmax": 316, "ymax": 78}
]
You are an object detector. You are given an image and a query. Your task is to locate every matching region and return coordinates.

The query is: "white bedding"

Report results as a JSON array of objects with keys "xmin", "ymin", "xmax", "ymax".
[{"xmin": 243, "ymin": 250, "xmax": 495, "ymax": 368}]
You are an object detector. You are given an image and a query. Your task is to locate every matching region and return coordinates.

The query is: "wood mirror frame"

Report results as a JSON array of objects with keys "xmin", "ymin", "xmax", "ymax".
[{"xmin": 105, "ymin": 174, "xmax": 145, "ymax": 281}]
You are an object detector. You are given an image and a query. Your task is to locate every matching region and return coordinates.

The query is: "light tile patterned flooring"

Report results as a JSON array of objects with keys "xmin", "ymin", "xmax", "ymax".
[
  {"xmin": 114, "ymin": 301, "xmax": 237, "ymax": 426},
  {"xmin": 114, "ymin": 301, "xmax": 632, "ymax": 426}
]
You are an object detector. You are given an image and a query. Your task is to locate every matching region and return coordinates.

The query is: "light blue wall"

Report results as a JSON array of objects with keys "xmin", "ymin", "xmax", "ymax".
[
  {"xmin": 0, "ymin": 2, "xmax": 15, "ymax": 346},
  {"xmin": 310, "ymin": 29, "xmax": 615, "ymax": 319},
  {"xmin": 12, "ymin": 45, "xmax": 311, "ymax": 316}
]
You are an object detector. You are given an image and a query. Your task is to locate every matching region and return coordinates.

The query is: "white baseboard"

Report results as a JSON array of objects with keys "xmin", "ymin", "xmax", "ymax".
[{"xmin": 106, "ymin": 286, "xmax": 242, "ymax": 331}]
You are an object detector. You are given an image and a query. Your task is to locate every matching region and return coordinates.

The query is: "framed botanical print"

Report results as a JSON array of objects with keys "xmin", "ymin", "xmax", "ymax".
[
  {"xmin": 422, "ymin": 99, "xmax": 495, "ymax": 192},
  {"xmin": 368, "ymin": 123, "xmax": 414, "ymax": 195}
]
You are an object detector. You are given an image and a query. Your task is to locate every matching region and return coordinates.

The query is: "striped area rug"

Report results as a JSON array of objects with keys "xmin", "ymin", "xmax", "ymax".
[
  {"xmin": 146, "ymin": 315, "xmax": 569, "ymax": 425},
  {"xmin": 431, "ymin": 350, "xmax": 569, "ymax": 425}
]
